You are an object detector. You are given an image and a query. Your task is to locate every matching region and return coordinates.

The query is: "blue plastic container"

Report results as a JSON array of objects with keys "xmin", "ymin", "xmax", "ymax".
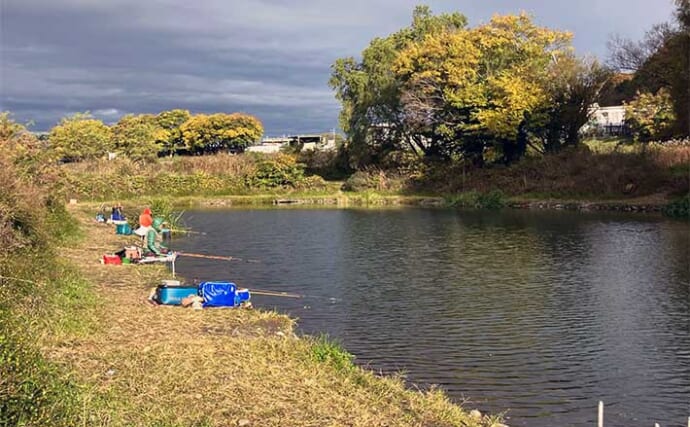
[
  {"xmin": 156, "ymin": 285, "xmax": 199, "ymax": 305},
  {"xmin": 116, "ymin": 223, "xmax": 132, "ymax": 235},
  {"xmin": 199, "ymin": 282, "xmax": 237, "ymax": 307},
  {"xmin": 236, "ymin": 288, "xmax": 251, "ymax": 304}
]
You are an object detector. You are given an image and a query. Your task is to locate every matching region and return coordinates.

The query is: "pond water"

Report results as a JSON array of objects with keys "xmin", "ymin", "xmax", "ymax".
[{"xmin": 172, "ymin": 207, "xmax": 689, "ymax": 427}]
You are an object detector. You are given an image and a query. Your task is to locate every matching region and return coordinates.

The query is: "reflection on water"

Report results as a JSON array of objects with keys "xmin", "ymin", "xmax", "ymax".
[{"xmin": 174, "ymin": 208, "xmax": 690, "ymax": 427}]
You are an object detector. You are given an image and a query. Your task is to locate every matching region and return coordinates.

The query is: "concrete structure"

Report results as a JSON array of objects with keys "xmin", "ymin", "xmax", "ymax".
[{"xmin": 246, "ymin": 133, "xmax": 337, "ymax": 153}]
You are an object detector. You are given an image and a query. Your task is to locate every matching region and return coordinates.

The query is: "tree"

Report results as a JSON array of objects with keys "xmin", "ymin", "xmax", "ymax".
[
  {"xmin": 329, "ymin": 6, "xmax": 468, "ymax": 167},
  {"xmin": 625, "ymin": 89, "xmax": 676, "ymax": 141},
  {"xmin": 392, "ymin": 12, "xmax": 572, "ymax": 164},
  {"xmin": 111, "ymin": 114, "xmax": 166, "ymax": 161},
  {"xmin": 180, "ymin": 113, "xmax": 263, "ymax": 154},
  {"xmin": 533, "ymin": 56, "xmax": 611, "ymax": 153},
  {"xmin": 155, "ymin": 109, "xmax": 191, "ymax": 155},
  {"xmin": 48, "ymin": 113, "xmax": 112, "ymax": 161},
  {"xmin": 608, "ymin": 0, "xmax": 690, "ymax": 136}
]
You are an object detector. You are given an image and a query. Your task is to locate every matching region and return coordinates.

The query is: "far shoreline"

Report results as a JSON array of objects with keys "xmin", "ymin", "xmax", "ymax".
[{"xmin": 72, "ymin": 191, "xmax": 676, "ymax": 216}]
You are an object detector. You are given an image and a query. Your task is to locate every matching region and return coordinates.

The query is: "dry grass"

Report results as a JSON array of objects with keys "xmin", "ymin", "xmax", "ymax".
[
  {"xmin": 416, "ymin": 145, "xmax": 689, "ymax": 200},
  {"xmin": 62, "ymin": 154, "xmax": 258, "ymax": 177},
  {"xmin": 42, "ymin": 207, "xmax": 496, "ymax": 427},
  {"xmin": 648, "ymin": 139, "xmax": 690, "ymax": 168}
]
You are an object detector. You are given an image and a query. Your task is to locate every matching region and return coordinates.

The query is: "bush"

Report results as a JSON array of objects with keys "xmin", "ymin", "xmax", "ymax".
[
  {"xmin": 298, "ymin": 148, "xmax": 351, "ymax": 180},
  {"xmin": 341, "ymin": 169, "xmax": 405, "ymax": 192},
  {"xmin": 445, "ymin": 190, "xmax": 505, "ymax": 209},
  {"xmin": 294, "ymin": 175, "xmax": 328, "ymax": 192},
  {"xmin": 248, "ymin": 153, "xmax": 306, "ymax": 188},
  {"xmin": 0, "ymin": 156, "xmax": 86, "ymax": 426},
  {"xmin": 663, "ymin": 194, "xmax": 690, "ymax": 218}
]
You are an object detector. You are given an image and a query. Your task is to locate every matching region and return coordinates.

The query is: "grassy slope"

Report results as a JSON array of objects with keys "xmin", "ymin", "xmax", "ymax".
[{"xmin": 35, "ymin": 206, "xmax": 499, "ymax": 427}]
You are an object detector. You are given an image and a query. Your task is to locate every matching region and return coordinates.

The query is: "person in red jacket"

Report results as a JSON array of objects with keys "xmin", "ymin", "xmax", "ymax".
[{"xmin": 134, "ymin": 207, "xmax": 153, "ymax": 238}]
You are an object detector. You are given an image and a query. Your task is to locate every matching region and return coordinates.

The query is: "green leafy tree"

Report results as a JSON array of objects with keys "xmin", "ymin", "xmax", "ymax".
[
  {"xmin": 111, "ymin": 114, "xmax": 166, "ymax": 161},
  {"xmin": 329, "ymin": 5, "xmax": 468, "ymax": 167},
  {"xmin": 625, "ymin": 89, "xmax": 676, "ymax": 141},
  {"xmin": 155, "ymin": 109, "xmax": 191, "ymax": 155},
  {"xmin": 180, "ymin": 113, "xmax": 263, "ymax": 153},
  {"xmin": 534, "ymin": 56, "xmax": 611, "ymax": 153},
  {"xmin": 48, "ymin": 113, "xmax": 112, "ymax": 161}
]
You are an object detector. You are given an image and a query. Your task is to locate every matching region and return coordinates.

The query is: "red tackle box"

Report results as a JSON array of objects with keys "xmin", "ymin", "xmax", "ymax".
[{"xmin": 102, "ymin": 254, "xmax": 122, "ymax": 265}]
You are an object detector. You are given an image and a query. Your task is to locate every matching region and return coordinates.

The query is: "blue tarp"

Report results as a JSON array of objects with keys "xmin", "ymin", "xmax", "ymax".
[{"xmin": 199, "ymin": 281, "xmax": 237, "ymax": 307}]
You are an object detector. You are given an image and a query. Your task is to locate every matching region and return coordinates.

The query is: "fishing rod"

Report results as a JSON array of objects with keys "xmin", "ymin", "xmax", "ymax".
[
  {"xmin": 250, "ymin": 289, "xmax": 302, "ymax": 298},
  {"xmin": 177, "ymin": 251, "xmax": 261, "ymax": 263},
  {"xmin": 169, "ymin": 229, "xmax": 207, "ymax": 235},
  {"xmin": 246, "ymin": 286, "xmax": 339, "ymax": 303}
]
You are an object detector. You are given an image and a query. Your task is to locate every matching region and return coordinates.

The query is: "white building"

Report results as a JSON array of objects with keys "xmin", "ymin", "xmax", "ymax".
[
  {"xmin": 589, "ymin": 104, "xmax": 626, "ymax": 127},
  {"xmin": 246, "ymin": 134, "xmax": 337, "ymax": 153}
]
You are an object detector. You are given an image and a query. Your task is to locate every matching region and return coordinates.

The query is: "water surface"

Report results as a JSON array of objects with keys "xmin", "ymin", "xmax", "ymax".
[{"xmin": 173, "ymin": 207, "xmax": 689, "ymax": 427}]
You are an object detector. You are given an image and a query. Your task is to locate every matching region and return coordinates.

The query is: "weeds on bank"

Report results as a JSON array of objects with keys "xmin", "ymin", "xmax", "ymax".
[
  {"xmin": 310, "ymin": 335, "xmax": 355, "ymax": 372},
  {"xmin": 445, "ymin": 190, "xmax": 506, "ymax": 209}
]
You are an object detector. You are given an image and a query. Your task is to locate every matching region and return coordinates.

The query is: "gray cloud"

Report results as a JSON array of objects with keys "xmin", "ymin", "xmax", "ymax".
[{"xmin": 0, "ymin": 0, "xmax": 675, "ymax": 134}]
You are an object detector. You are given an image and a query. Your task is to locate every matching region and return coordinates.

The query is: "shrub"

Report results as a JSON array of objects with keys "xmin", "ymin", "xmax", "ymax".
[
  {"xmin": 445, "ymin": 190, "xmax": 505, "ymax": 209},
  {"xmin": 625, "ymin": 89, "xmax": 676, "ymax": 142},
  {"xmin": 663, "ymin": 194, "xmax": 690, "ymax": 218},
  {"xmin": 248, "ymin": 153, "xmax": 306, "ymax": 188},
  {"xmin": 0, "ymin": 155, "xmax": 84, "ymax": 426},
  {"xmin": 341, "ymin": 169, "xmax": 404, "ymax": 192},
  {"xmin": 298, "ymin": 149, "xmax": 352, "ymax": 180},
  {"xmin": 294, "ymin": 175, "xmax": 328, "ymax": 192}
]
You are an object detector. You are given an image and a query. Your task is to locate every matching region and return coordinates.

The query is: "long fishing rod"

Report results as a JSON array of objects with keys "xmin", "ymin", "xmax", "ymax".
[
  {"xmin": 250, "ymin": 289, "xmax": 302, "ymax": 298},
  {"xmin": 246, "ymin": 286, "xmax": 339, "ymax": 303},
  {"xmin": 178, "ymin": 251, "xmax": 261, "ymax": 263}
]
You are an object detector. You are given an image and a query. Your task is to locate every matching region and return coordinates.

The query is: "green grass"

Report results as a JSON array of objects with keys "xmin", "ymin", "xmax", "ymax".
[{"xmin": 309, "ymin": 335, "xmax": 356, "ymax": 372}]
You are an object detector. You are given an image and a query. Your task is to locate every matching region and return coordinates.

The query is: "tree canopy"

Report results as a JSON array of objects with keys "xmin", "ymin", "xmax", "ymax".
[
  {"xmin": 48, "ymin": 113, "xmax": 113, "ymax": 161},
  {"xmin": 330, "ymin": 7, "xmax": 605, "ymax": 167},
  {"xmin": 111, "ymin": 114, "xmax": 167, "ymax": 161},
  {"xmin": 155, "ymin": 109, "xmax": 191, "ymax": 155},
  {"xmin": 608, "ymin": 0, "xmax": 690, "ymax": 136},
  {"xmin": 180, "ymin": 113, "xmax": 263, "ymax": 154}
]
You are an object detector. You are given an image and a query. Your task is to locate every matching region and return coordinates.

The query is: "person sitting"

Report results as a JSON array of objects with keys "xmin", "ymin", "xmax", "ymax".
[
  {"xmin": 134, "ymin": 207, "xmax": 153, "ymax": 239},
  {"xmin": 145, "ymin": 217, "xmax": 169, "ymax": 257},
  {"xmin": 111, "ymin": 203, "xmax": 124, "ymax": 222}
]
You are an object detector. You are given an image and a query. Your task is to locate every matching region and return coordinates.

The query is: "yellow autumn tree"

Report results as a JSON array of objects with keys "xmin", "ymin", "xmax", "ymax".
[
  {"xmin": 48, "ymin": 113, "xmax": 113, "ymax": 161},
  {"xmin": 111, "ymin": 114, "xmax": 167, "ymax": 161},
  {"xmin": 393, "ymin": 12, "xmax": 572, "ymax": 163},
  {"xmin": 181, "ymin": 113, "xmax": 263, "ymax": 153}
]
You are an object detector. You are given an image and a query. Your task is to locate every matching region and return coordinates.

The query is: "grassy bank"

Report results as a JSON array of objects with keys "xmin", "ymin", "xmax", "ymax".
[{"xmin": 1, "ymin": 155, "xmax": 499, "ymax": 425}]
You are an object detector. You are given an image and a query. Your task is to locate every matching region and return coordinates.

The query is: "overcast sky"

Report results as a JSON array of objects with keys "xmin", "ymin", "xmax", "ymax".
[{"xmin": 0, "ymin": 0, "xmax": 676, "ymax": 135}]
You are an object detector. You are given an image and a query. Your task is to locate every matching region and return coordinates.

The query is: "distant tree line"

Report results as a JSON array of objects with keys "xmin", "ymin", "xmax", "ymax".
[{"xmin": 41, "ymin": 109, "xmax": 263, "ymax": 162}]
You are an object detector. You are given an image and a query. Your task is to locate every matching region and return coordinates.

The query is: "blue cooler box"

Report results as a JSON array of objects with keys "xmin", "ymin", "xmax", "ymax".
[{"xmin": 156, "ymin": 285, "xmax": 199, "ymax": 305}]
